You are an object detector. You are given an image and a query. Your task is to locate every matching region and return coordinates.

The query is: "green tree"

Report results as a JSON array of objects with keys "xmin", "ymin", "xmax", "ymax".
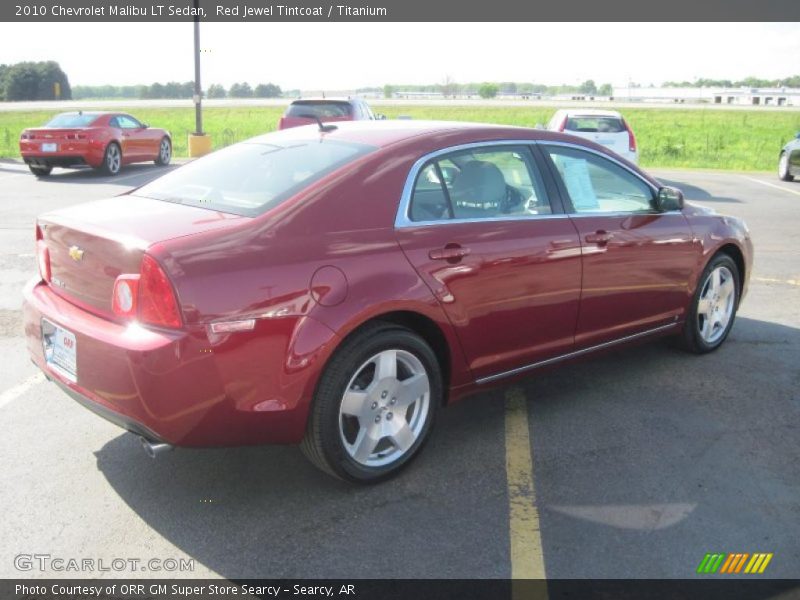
[
  {"xmin": 478, "ymin": 83, "xmax": 499, "ymax": 99},
  {"xmin": 383, "ymin": 84, "xmax": 395, "ymax": 99},
  {"xmin": 598, "ymin": 83, "xmax": 613, "ymax": 96},
  {"xmin": 229, "ymin": 82, "xmax": 253, "ymax": 98},
  {"xmin": 254, "ymin": 83, "xmax": 282, "ymax": 98},
  {"xmin": 207, "ymin": 84, "xmax": 226, "ymax": 99},
  {"xmin": 578, "ymin": 79, "xmax": 597, "ymax": 95}
]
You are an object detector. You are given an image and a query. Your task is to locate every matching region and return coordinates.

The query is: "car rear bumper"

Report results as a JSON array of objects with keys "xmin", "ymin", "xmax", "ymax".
[
  {"xmin": 22, "ymin": 278, "xmax": 332, "ymax": 447},
  {"xmin": 20, "ymin": 142, "xmax": 105, "ymax": 168}
]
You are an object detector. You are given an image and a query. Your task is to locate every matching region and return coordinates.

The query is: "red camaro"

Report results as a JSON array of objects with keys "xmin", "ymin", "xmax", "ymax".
[
  {"xmin": 22, "ymin": 121, "xmax": 752, "ymax": 482},
  {"xmin": 19, "ymin": 111, "xmax": 172, "ymax": 177}
]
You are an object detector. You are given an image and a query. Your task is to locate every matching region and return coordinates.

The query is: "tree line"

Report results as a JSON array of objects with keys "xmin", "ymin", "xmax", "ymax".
[
  {"xmin": 73, "ymin": 81, "xmax": 283, "ymax": 100},
  {"xmin": 377, "ymin": 79, "xmax": 613, "ymax": 99},
  {"xmin": 662, "ymin": 75, "xmax": 800, "ymax": 88},
  {"xmin": 0, "ymin": 61, "xmax": 72, "ymax": 101}
]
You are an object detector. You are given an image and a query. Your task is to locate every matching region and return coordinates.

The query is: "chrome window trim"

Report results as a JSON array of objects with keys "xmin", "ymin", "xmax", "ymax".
[
  {"xmin": 394, "ymin": 140, "xmax": 558, "ymax": 229},
  {"xmin": 475, "ymin": 322, "xmax": 679, "ymax": 385}
]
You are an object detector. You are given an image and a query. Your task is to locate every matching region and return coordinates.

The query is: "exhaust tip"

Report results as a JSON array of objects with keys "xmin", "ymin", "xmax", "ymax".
[{"xmin": 139, "ymin": 436, "xmax": 173, "ymax": 459}]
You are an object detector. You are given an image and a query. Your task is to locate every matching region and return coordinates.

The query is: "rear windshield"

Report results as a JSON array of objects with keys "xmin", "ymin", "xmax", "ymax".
[
  {"xmin": 565, "ymin": 116, "xmax": 625, "ymax": 133},
  {"xmin": 134, "ymin": 139, "xmax": 376, "ymax": 217},
  {"xmin": 45, "ymin": 114, "xmax": 99, "ymax": 128},
  {"xmin": 286, "ymin": 101, "xmax": 353, "ymax": 118}
]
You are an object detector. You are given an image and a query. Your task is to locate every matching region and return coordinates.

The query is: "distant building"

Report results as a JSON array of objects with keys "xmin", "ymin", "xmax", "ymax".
[{"xmin": 612, "ymin": 86, "xmax": 800, "ymax": 106}]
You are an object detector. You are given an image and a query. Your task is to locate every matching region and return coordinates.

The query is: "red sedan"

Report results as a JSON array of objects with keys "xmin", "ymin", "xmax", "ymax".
[
  {"xmin": 22, "ymin": 121, "xmax": 752, "ymax": 482},
  {"xmin": 19, "ymin": 111, "xmax": 172, "ymax": 177}
]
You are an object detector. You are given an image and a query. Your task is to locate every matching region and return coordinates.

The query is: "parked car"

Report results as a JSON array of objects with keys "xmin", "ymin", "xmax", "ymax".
[
  {"xmin": 278, "ymin": 98, "xmax": 382, "ymax": 130},
  {"xmin": 778, "ymin": 132, "xmax": 800, "ymax": 181},
  {"xmin": 19, "ymin": 112, "xmax": 172, "ymax": 177},
  {"xmin": 23, "ymin": 121, "xmax": 752, "ymax": 483},
  {"xmin": 547, "ymin": 109, "xmax": 638, "ymax": 164}
]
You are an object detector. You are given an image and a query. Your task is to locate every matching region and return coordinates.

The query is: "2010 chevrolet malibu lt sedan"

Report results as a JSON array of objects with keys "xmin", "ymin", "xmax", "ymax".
[{"xmin": 23, "ymin": 121, "xmax": 753, "ymax": 482}]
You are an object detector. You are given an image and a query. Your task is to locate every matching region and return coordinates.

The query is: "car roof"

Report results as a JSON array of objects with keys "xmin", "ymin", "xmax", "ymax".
[
  {"xmin": 558, "ymin": 109, "xmax": 623, "ymax": 118},
  {"xmin": 252, "ymin": 120, "xmax": 543, "ymax": 148},
  {"xmin": 290, "ymin": 97, "xmax": 358, "ymax": 104}
]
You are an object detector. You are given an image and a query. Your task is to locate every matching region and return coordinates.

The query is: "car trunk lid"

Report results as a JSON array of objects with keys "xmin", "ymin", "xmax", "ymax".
[{"xmin": 39, "ymin": 195, "xmax": 248, "ymax": 317}]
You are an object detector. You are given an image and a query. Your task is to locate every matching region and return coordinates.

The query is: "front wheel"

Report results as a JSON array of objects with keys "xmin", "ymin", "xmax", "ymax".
[
  {"xmin": 679, "ymin": 253, "xmax": 740, "ymax": 354},
  {"xmin": 301, "ymin": 322, "xmax": 441, "ymax": 483},
  {"xmin": 155, "ymin": 137, "xmax": 171, "ymax": 166},
  {"xmin": 778, "ymin": 152, "xmax": 794, "ymax": 182}
]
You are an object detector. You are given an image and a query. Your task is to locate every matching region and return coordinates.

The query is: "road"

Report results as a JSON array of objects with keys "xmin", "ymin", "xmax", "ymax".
[{"xmin": 0, "ymin": 161, "xmax": 798, "ymax": 580}]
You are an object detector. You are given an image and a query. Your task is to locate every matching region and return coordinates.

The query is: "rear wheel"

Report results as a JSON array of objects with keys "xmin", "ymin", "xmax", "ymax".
[
  {"xmin": 679, "ymin": 254, "xmax": 740, "ymax": 354},
  {"xmin": 778, "ymin": 152, "xmax": 794, "ymax": 182},
  {"xmin": 29, "ymin": 164, "xmax": 52, "ymax": 178},
  {"xmin": 155, "ymin": 137, "xmax": 171, "ymax": 166},
  {"xmin": 301, "ymin": 322, "xmax": 441, "ymax": 483},
  {"xmin": 100, "ymin": 142, "xmax": 121, "ymax": 176}
]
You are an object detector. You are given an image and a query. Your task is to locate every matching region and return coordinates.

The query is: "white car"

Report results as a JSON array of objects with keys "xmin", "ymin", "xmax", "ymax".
[{"xmin": 547, "ymin": 109, "xmax": 638, "ymax": 164}]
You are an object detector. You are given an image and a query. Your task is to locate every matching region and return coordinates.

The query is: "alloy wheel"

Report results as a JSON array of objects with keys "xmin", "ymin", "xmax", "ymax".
[
  {"xmin": 338, "ymin": 349, "xmax": 430, "ymax": 467},
  {"xmin": 696, "ymin": 265, "xmax": 736, "ymax": 344}
]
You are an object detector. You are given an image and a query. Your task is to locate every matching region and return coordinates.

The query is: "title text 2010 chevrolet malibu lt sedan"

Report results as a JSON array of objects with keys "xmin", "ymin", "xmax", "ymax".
[{"xmin": 23, "ymin": 121, "xmax": 753, "ymax": 482}]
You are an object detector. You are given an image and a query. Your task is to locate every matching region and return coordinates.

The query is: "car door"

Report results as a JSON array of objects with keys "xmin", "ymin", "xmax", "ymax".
[
  {"xmin": 540, "ymin": 143, "xmax": 700, "ymax": 348},
  {"xmin": 395, "ymin": 143, "xmax": 583, "ymax": 381},
  {"xmin": 116, "ymin": 114, "xmax": 149, "ymax": 161}
]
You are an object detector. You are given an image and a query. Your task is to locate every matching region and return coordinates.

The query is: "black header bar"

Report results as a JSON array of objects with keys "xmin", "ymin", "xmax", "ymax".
[{"xmin": 2, "ymin": 0, "xmax": 800, "ymax": 22}]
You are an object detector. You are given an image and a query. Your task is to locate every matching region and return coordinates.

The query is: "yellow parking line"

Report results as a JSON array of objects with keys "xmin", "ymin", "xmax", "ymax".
[{"xmin": 505, "ymin": 387, "xmax": 547, "ymax": 582}]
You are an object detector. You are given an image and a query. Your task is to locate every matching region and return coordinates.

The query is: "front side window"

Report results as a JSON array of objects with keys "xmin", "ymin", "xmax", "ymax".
[
  {"xmin": 135, "ymin": 139, "xmax": 376, "ymax": 217},
  {"xmin": 116, "ymin": 115, "xmax": 142, "ymax": 129},
  {"xmin": 408, "ymin": 145, "xmax": 551, "ymax": 222},
  {"xmin": 544, "ymin": 146, "xmax": 654, "ymax": 213}
]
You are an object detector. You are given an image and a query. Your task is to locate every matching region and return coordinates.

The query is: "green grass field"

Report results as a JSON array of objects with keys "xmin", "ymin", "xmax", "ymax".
[{"xmin": 1, "ymin": 105, "xmax": 798, "ymax": 171}]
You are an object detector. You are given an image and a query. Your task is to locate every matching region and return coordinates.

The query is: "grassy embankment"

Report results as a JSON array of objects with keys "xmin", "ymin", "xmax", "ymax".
[{"xmin": 1, "ymin": 105, "xmax": 798, "ymax": 171}]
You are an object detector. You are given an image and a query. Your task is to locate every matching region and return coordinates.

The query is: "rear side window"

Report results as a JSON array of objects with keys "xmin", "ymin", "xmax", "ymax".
[
  {"xmin": 45, "ymin": 114, "xmax": 99, "ymax": 128},
  {"xmin": 565, "ymin": 116, "xmax": 625, "ymax": 133},
  {"xmin": 135, "ymin": 139, "xmax": 376, "ymax": 217},
  {"xmin": 286, "ymin": 102, "xmax": 353, "ymax": 118},
  {"xmin": 408, "ymin": 145, "xmax": 552, "ymax": 222}
]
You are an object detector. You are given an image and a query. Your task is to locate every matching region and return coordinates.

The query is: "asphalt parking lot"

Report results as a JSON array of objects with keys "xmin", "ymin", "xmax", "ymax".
[{"xmin": 0, "ymin": 160, "xmax": 798, "ymax": 580}]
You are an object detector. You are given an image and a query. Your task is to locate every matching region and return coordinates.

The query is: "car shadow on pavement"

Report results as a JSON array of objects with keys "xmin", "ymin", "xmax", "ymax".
[
  {"xmin": 26, "ymin": 164, "xmax": 175, "ymax": 185},
  {"xmin": 93, "ymin": 316, "xmax": 799, "ymax": 579},
  {"xmin": 656, "ymin": 178, "xmax": 742, "ymax": 204}
]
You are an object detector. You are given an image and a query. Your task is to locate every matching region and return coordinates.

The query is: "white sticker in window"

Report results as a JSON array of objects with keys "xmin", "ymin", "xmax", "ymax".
[{"xmin": 558, "ymin": 156, "xmax": 599, "ymax": 210}]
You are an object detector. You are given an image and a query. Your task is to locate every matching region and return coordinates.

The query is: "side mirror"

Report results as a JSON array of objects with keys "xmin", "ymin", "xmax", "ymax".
[
  {"xmin": 375, "ymin": 113, "xmax": 387, "ymax": 120},
  {"xmin": 656, "ymin": 186, "xmax": 684, "ymax": 211},
  {"xmin": 141, "ymin": 123, "xmax": 149, "ymax": 129}
]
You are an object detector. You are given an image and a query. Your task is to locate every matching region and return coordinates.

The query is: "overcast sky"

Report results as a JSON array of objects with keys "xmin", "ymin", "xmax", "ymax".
[{"xmin": 1, "ymin": 22, "xmax": 798, "ymax": 90}]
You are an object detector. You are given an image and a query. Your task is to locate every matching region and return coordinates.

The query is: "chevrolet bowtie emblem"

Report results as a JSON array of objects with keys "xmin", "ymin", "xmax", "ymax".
[{"xmin": 68, "ymin": 246, "xmax": 85, "ymax": 262}]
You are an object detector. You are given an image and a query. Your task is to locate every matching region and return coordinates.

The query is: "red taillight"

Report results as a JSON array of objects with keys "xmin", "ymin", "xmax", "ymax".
[
  {"xmin": 278, "ymin": 117, "xmax": 287, "ymax": 130},
  {"xmin": 624, "ymin": 119, "xmax": 637, "ymax": 153},
  {"xmin": 35, "ymin": 225, "xmax": 50, "ymax": 283},
  {"xmin": 558, "ymin": 116, "xmax": 567, "ymax": 132},
  {"xmin": 112, "ymin": 275, "xmax": 140, "ymax": 318},
  {"xmin": 137, "ymin": 255, "xmax": 182, "ymax": 328}
]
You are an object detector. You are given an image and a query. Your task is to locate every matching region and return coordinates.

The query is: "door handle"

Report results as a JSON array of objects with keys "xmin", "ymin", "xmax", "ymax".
[
  {"xmin": 429, "ymin": 245, "xmax": 470, "ymax": 262},
  {"xmin": 585, "ymin": 230, "xmax": 613, "ymax": 245},
  {"xmin": 121, "ymin": 133, "xmax": 130, "ymax": 138}
]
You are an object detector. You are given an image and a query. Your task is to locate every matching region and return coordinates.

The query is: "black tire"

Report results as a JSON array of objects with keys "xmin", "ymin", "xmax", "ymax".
[
  {"xmin": 29, "ymin": 164, "xmax": 52, "ymax": 178},
  {"xmin": 678, "ymin": 253, "xmax": 740, "ymax": 354},
  {"xmin": 99, "ymin": 142, "xmax": 122, "ymax": 176},
  {"xmin": 155, "ymin": 137, "xmax": 172, "ymax": 166},
  {"xmin": 301, "ymin": 322, "xmax": 442, "ymax": 483},
  {"xmin": 778, "ymin": 152, "xmax": 794, "ymax": 182}
]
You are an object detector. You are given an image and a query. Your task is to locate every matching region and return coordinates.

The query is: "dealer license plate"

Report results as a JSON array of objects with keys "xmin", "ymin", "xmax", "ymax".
[{"xmin": 42, "ymin": 319, "xmax": 77, "ymax": 382}]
